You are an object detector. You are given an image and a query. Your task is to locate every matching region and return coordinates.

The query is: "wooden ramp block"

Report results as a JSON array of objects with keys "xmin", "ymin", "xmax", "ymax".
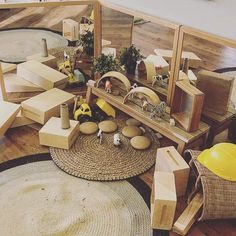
[
  {"xmin": 1, "ymin": 62, "xmax": 17, "ymax": 74},
  {"xmin": 154, "ymin": 49, "xmax": 201, "ymax": 68},
  {"xmin": 173, "ymin": 193, "xmax": 203, "ymax": 235},
  {"xmin": 10, "ymin": 111, "xmax": 35, "ymax": 128},
  {"xmin": 156, "ymin": 146, "xmax": 190, "ymax": 197},
  {"xmin": 21, "ymin": 88, "xmax": 75, "ymax": 125},
  {"xmin": 151, "ymin": 171, "xmax": 177, "ymax": 230},
  {"xmin": 4, "ymin": 73, "xmax": 44, "ymax": 93},
  {"xmin": 196, "ymin": 70, "xmax": 234, "ymax": 115},
  {"xmin": 26, "ymin": 53, "xmax": 57, "ymax": 68},
  {"xmin": 146, "ymin": 54, "xmax": 169, "ymax": 75},
  {"xmin": 39, "ymin": 117, "xmax": 79, "ymax": 149},
  {"xmin": 0, "ymin": 101, "xmax": 21, "ymax": 136},
  {"xmin": 17, "ymin": 60, "xmax": 68, "ymax": 90}
]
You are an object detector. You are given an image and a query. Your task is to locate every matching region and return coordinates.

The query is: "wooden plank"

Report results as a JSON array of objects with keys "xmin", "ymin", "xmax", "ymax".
[
  {"xmin": 0, "ymin": 63, "xmax": 7, "ymax": 101},
  {"xmin": 173, "ymin": 193, "xmax": 203, "ymax": 235},
  {"xmin": 0, "ymin": 101, "xmax": 21, "ymax": 136},
  {"xmin": 94, "ymin": 1, "xmax": 102, "ymax": 58},
  {"xmin": 17, "ymin": 60, "xmax": 68, "ymax": 90}
]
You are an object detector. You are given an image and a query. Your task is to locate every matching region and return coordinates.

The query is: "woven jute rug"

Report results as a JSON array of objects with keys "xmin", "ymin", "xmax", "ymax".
[
  {"xmin": 50, "ymin": 117, "xmax": 159, "ymax": 181},
  {"xmin": 0, "ymin": 154, "xmax": 153, "ymax": 236}
]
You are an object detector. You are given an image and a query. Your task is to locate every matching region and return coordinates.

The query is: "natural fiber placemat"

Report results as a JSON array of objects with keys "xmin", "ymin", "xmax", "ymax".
[
  {"xmin": 0, "ymin": 157, "xmax": 152, "ymax": 236},
  {"xmin": 50, "ymin": 117, "xmax": 159, "ymax": 180}
]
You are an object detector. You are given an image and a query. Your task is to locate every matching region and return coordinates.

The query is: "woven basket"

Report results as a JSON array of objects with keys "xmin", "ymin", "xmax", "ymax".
[{"xmin": 185, "ymin": 150, "xmax": 236, "ymax": 221}]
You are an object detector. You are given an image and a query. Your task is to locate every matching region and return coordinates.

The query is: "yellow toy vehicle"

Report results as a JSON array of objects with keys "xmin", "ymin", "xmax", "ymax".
[
  {"xmin": 96, "ymin": 98, "xmax": 115, "ymax": 118},
  {"xmin": 74, "ymin": 103, "xmax": 92, "ymax": 121}
]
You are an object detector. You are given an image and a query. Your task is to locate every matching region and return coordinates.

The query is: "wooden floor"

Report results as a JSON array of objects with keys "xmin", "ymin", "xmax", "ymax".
[{"xmin": 1, "ymin": 6, "xmax": 236, "ymax": 236}]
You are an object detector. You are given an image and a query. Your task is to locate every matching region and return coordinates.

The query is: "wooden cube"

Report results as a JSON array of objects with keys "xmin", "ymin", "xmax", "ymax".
[
  {"xmin": 17, "ymin": 60, "xmax": 68, "ymax": 90},
  {"xmin": 171, "ymin": 80, "xmax": 204, "ymax": 132},
  {"xmin": 1, "ymin": 62, "xmax": 17, "ymax": 74},
  {"xmin": 196, "ymin": 70, "xmax": 234, "ymax": 115},
  {"xmin": 146, "ymin": 54, "xmax": 169, "ymax": 75},
  {"xmin": 0, "ymin": 101, "xmax": 21, "ymax": 136},
  {"xmin": 39, "ymin": 117, "xmax": 79, "ymax": 149},
  {"xmin": 63, "ymin": 19, "xmax": 79, "ymax": 41},
  {"xmin": 154, "ymin": 49, "xmax": 201, "ymax": 68},
  {"xmin": 21, "ymin": 88, "xmax": 75, "ymax": 124},
  {"xmin": 26, "ymin": 53, "xmax": 57, "ymax": 68},
  {"xmin": 156, "ymin": 146, "xmax": 190, "ymax": 196},
  {"xmin": 151, "ymin": 171, "xmax": 177, "ymax": 230}
]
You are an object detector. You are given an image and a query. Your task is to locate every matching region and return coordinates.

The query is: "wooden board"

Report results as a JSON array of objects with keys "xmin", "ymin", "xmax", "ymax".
[
  {"xmin": 156, "ymin": 146, "xmax": 190, "ymax": 196},
  {"xmin": 4, "ymin": 73, "xmax": 45, "ymax": 93},
  {"xmin": 196, "ymin": 70, "xmax": 234, "ymax": 115},
  {"xmin": 1, "ymin": 62, "xmax": 17, "ymax": 74},
  {"xmin": 26, "ymin": 53, "xmax": 57, "ymax": 68},
  {"xmin": 0, "ymin": 101, "xmax": 21, "ymax": 136},
  {"xmin": 10, "ymin": 110, "xmax": 35, "ymax": 128},
  {"xmin": 17, "ymin": 60, "xmax": 68, "ymax": 90},
  {"xmin": 173, "ymin": 193, "xmax": 203, "ymax": 235},
  {"xmin": 154, "ymin": 48, "xmax": 201, "ymax": 68},
  {"xmin": 151, "ymin": 171, "xmax": 177, "ymax": 230},
  {"xmin": 21, "ymin": 88, "xmax": 75, "ymax": 125},
  {"xmin": 39, "ymin": 117, "xmax": 79, "ymax": 149}
]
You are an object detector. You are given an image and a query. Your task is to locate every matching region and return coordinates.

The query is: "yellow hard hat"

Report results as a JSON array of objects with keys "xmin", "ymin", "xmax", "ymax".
[{"xmin": 197, "ymin": 143, "xmax": 236, "ymax": 181}]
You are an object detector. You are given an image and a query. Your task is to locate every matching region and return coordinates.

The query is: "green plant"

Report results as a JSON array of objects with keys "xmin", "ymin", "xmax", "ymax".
[
  {"xmin": 93, "ymin": 54, "xmax": 120, "ymax": 76},
  {"xmin": 79, "ymin": 30, "xmax": 94, "ymax": 55},
  {"xmin": 120, "ymin": 45, "xmax": 143, "ymax": 71}
]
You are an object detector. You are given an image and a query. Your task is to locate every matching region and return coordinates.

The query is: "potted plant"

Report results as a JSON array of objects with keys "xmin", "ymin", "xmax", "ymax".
[
  {"xmin": 119, "ymin": 44, "xmax": 143, "ymax": 75},
  {"xmin": 93, "ymin": 54, "xmax": 120, "ymax": 77},
  {"xmin": 79, "ymin": 30, "xmax": 94, "ymax": 56}
]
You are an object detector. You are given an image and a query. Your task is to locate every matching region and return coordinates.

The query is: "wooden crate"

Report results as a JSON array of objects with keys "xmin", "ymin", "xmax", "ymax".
[
  {"xmin": 196, "ymin": 70, "xmax": 234, "ymax": 115},
  {"xmin": 171, "ymin": 80, "xmax": 204, "ymax": 132},
  {"xmin": 173, "ymin": 193, "xmax": 203, "ymax": 235},
  {"xmin": 154, "ymin": 49, "xmax": 201, "ymax": 68},
  {"xmin": 0, "ymin": 101, "xmax": 21, "ymax": 136},
  {"xmin": 151, "ymin": 171, "xmax": 177, "ymax": 230},
  {"xmin": 21, "ymin": 88, "xmax": 75, "ymax": 124},
  {"xmin": 26, "ymin": 53, "xmax": 57, "ymax": 68},
  {"xmin": 156, "ymin": 146, "xmax": 190, "ymax": 197},
  {"xmin": 39, "ymin": 117, "xmax": 79, "ymax": 149},
  {"xmin": 17, "ymin": 60, "xmax": 68, "ymax": 90},
  {"xmin": 63, "ymin": 19, "xmax": 79, "ymax": 41}
]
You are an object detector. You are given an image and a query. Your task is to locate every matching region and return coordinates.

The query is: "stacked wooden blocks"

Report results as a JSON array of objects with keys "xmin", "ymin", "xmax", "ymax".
[{"xmin": 151, "ymin": 146, "xmax": 190, "ymax": 230}]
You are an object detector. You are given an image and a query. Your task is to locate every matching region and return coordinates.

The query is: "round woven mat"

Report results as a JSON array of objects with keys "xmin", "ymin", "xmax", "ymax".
[
  {"xmin": 0, "ymin": 157, "xmax": 152, "ymax": 236},
  {"xmin": 50, "ymin": 117, "xmax": 159, "ymax": 180}
]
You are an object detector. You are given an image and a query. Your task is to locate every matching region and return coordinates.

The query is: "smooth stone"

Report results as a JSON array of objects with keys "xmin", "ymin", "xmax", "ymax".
[
  {"xmin": 126, "ymin": 118, "xmax": 141, "ymax": 126},
  {"xmin": 122, "ymin": 125, "xmax": 142, "ymax": 138},
  {"xmin": 80, "ymin": 122, "xmax": 98, "ymax": 134},
  {"xmin": 130, "ymin": 136, "xmax": 151, "ymax": 150},
  {"xmin": 98, "ymin": 120, "xmax": 118, "ymax": 133}
]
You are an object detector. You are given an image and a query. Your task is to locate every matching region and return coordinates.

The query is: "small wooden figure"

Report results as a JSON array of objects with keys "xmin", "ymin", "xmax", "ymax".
[
  {"xmin": 150, "ymin": 101, "xmax": 166, "ymax": 119},
  {"xmin": 105, "ymin": 79, "xmax": 112, "ymax": 93},
  {"xmin": 41, "ymin": 38, "xmax": 48, "ymax": 57},
  {"xmin": 97, "ymin": 129, "xmax": 103, "ymax": 144},
  {"xmin": 141, "ymin": 97, "xmax": 149, "ymax": 111},
  {"xmin": 130, "ymin": 83, "xmax": 138, "ymax": 98},
  {"xmin": 113, "ymin": 133, "xmax": 121, "ymax": 146}
]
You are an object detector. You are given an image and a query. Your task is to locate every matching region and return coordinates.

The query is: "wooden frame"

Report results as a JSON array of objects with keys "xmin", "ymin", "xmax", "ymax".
[
  {"xmin": 99, "ymin": 0, "xmax": 181, "ymax": 106},
  {"xmin": 0, "ymin": 0, "xmax": 102, "ymax": 102}
]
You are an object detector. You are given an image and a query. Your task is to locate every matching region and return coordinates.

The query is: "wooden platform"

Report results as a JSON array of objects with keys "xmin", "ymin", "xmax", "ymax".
[{"xmin": 86, "ymin": 81, "xmax": 209, "ymax": 154}]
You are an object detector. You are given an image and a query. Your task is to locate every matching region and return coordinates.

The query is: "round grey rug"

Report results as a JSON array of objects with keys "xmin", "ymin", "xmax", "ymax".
[
  {"xmin": 0, "ymin": 29, "xmax": 68, "ymax": 63},
  {"xmin": 0, "ymin": 158, "xmax": 152, "ymax": 236}
]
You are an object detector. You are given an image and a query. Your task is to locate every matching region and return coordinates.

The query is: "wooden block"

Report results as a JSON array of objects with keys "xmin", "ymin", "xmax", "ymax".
[
  {"xmin": 10, "ymin": 110, "xmax": 35, "ymax": 128},
  {"xmin": 156, "ymin": 146, "xmax": 190, "ymax": 196},
  {"xmin": 4, "ymin": 73, "xmax": 44, "ymax": 93},
  {"xmin": 146, "ymin": 55, "xmax": 169, "ymax": 75},
  {"xmin": 63, "ymin": 19, "xmax": 79, "ymax": 41},
  {"xmin": 151, "ymin": 171, "xmax": 177, "ymax": 230},
  {"xmin": 0, "ymin": 101, "xmax": 21, "ymax": 136},
  {"xmin": 179, "ymin": 70, "xmax": 197, "ymax": 82},
  {"xmin": 1, "ymin": 62, "xmax": 17, "ymax": 74},
  {"xmin": 154, "ymin": 49, "xmax": 201, "ymax": 68},
  {"xmin": 17, "ymin": 60, "xmax": 68, "ymax": 90},
  {"xmin": 173, "ymin": 193, "xmax": 203, "ymax": 235},
  {"xmin": 26, "ymin": 53, "xmax": 57, "ymax": 68},
  {"xmin": 171, "ymin": 80, "xmax": 204, "ymax": 132},
  {"xmin": 21, "ymin": 88, "xmax": 75, "ymax": 125},
  {"xmin": 39, "ymin": 117, "xmax": 79, "ymax": 149},
  {"xmin": 196, "ymin": 70, "xmax": 234, "ymax": 115}
]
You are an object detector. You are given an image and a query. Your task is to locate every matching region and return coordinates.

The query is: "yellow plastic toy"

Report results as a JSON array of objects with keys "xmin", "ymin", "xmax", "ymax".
[
  {"xmin": 74, "ymin": 103, "xmax": 92, "ymax": 120},
  {"xmin": 96, "ymin": 98, "xmax": 116, "ymax": 118},
  {"xmin": 197, "ymin": 143, "xmax": 236, "ymax": 181}
]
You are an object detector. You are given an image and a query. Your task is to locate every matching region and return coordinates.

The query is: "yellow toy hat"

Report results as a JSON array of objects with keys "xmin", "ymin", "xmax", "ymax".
[{"xmin": 197, "ymin": 143, "xmax": 236, "ymax": 181}]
